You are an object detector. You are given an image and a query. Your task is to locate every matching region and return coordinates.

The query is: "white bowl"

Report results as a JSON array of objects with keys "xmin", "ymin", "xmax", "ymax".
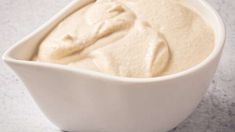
[{"xmin": 2, "ymin": 0, "xmax": 225, "ymax": 131}]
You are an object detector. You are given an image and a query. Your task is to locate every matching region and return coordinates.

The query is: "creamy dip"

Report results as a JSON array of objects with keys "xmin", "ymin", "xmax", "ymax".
[{"xmin": 34, "ymin": 0, "xmax": 214, "ymax": 78}]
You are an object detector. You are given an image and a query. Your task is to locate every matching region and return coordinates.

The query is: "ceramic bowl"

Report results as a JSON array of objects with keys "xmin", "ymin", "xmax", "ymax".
[{"xmin": 2, "ymin": 0, "xmax": 225, "ymax": 131}]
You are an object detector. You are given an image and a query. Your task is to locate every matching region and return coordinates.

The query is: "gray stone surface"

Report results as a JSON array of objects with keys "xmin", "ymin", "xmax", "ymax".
[{"xmin": 0, "ymin": 0, "xmax": 234, "ymax": 132}]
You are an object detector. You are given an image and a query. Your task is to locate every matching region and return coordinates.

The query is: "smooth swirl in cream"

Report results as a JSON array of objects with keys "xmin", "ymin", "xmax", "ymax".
[{"xmin": 36, "ymin": 0, "xmax": 170, "ymax": 78}]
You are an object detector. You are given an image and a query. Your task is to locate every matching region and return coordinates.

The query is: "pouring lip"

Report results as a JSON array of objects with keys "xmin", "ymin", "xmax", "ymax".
[{"xmin": 2, "ymin": 0, "xmax": 226, "ymax": 83}]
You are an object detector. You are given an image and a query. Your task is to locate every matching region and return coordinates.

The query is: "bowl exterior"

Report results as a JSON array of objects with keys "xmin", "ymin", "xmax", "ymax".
[{"xmin": 5, "ymin": 49, "xmax": 222, "ymax": 132}]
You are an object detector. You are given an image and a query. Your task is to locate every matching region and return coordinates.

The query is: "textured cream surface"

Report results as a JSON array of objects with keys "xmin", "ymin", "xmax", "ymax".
[{"xmin": 35, "ymin": 0, "xmax": 214, "ymax": 77}]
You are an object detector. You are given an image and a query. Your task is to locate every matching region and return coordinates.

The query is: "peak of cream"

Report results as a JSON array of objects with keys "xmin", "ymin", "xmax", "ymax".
[
  {"xmin": 36, "ymin": 0, "xmax": 170, "ymax": 77},
  {"xmin": 35, "ymin": 0, "xmax": 214, "ymax": 78}
]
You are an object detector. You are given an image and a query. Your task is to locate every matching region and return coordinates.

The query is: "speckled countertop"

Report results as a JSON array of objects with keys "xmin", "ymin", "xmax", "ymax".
[{"xmin": 0, "ymin": 0, "xmax": 234, "ymax": 132}]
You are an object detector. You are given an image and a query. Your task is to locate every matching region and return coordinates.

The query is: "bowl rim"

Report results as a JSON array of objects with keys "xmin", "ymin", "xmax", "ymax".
[{"xmin": 2, "ymin": 0, "xmax": 226, "ymax": 83}]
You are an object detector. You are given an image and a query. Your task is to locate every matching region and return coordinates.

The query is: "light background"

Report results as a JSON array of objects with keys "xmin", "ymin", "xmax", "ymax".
[{"xmin": 0, "ymin": 0, "xmax": 234, "ymax": 131}]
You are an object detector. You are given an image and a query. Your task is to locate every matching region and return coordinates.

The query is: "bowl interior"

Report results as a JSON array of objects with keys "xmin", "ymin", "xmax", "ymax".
[{"xmin": 2, "ymin": 0, "xmax": 225, "ymax": 81}]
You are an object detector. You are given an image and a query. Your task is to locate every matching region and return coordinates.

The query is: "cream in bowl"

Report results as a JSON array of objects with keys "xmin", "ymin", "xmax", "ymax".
[
  {"xmin": 34, "ymin": 0, "xmax": 214, "ymax": 78},
  {"xmin": 2, "ymin": 0, "xmax": 225, "ymax": 131}
]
